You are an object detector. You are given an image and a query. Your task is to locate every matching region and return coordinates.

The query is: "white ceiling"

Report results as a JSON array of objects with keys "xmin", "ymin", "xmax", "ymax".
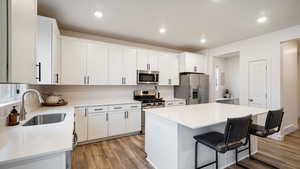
[{"xmin": 38, "ymin": 0, "xmax": 300, "ymax": 51}]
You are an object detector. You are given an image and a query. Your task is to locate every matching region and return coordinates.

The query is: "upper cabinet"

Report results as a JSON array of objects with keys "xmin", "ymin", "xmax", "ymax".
[
  {"xmin": 61, "ymin": 36, "xmax": 87, "ymax": 85},
  {"xmin": 36, "ymin": 16, "xmax": 61, "ymax": 84},
  {"xmin": 137, "ymin": 49, "xmax": 158, "ymax": 71},
  {"xmin": 179, "ymin": 52, "xmax": 208, "ymax": 74},
  {"xmin": 159, "ymin": 52, "xmax": 179, "ymax": 86},
  {"xmin": 5, "ymin": 0, "xmax": 37, "ymax": 83}
]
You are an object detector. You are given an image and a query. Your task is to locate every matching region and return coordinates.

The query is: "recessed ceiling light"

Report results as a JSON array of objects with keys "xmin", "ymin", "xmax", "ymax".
[
  {"xmin": 257, "ymin": 16, "xmax": 268, "ymax": 23},
  {"xmin": 200, "ymin": 38, "xmax": 207, "ymax": 44},
  {"xmin": 94, "ymin": 11, "xmax": 103, "ymax": 18},
  {"xmin": 159, "ymin": 28, "xmax": 166, "ymax": 34}
]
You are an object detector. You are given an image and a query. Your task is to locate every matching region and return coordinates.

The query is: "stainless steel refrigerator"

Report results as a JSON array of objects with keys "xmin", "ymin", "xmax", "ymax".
[{"xmin": 174, "ymin": 73, "xmax": 209, "ymax": 104}]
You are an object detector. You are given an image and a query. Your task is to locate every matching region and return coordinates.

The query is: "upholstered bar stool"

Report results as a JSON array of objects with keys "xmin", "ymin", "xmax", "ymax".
[
  {"xmin": 248, "ymin": 109, "xmax": 284, "ymax": 169},
  {"xmin": 193, "ymin": 115, "xmax": 252, "ymax": 169}
]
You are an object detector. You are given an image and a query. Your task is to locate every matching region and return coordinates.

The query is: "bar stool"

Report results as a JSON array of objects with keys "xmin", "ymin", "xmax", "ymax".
[
  {"xmin": 194, "ymin": 115, "xmax": 252, "ymax": 169},
  {"xmin": 248, "ymin": 109, "xmax": 284, "ymax": 169}
]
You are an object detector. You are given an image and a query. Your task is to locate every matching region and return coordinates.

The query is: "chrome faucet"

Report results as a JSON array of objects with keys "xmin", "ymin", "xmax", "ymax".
[{"xmin": 20, "ymin": 89, "xmax": 44, "ymax": 121}]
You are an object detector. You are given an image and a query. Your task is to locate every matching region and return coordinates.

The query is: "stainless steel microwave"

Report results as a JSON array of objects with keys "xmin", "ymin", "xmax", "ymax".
[{"xmin": 137, "ymin": 70, "xmax": 159, "ymax": 84}]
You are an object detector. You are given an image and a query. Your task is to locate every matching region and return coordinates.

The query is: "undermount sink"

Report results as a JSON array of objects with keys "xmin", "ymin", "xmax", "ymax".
[{"xmin": 23, "ymin": 113, "xmax": 66, "ymax": 126}]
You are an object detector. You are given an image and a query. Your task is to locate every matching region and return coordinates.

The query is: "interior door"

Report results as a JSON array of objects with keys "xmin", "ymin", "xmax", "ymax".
[
  {"xmin": 248, "ymin": 60, "xmax": 267, "ymax": 108},
  {"xmin": 87, "ymin": 43, "xmax": 108, "ymax": 85}
]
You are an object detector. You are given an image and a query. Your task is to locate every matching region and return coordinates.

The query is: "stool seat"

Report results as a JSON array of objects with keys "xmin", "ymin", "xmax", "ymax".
[
  {"xmin": 250, "ymin": 124, "xmax": 278, "ymax": 137},
  {"xmin": 194, "ymin": 132, "xmax": 243, "ymax": 153}
]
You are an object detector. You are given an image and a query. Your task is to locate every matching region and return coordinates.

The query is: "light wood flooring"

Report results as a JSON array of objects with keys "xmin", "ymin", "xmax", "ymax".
[{"xmin": 72, "ymin": 119, "xmax": 300, "ymax": 169}]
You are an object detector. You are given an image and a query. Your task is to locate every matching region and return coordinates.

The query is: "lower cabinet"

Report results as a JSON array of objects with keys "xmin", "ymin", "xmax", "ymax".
[
  {"xmin": 108, "ymin": 111, "xmax": 127, "ymax": 136},
  {"xmin": 75, "ymin": 103, "xmax": 141, "ymax": 143},
  {"xmin": 88, "ymin": 112, "xmax": 108, "ymax": 140}
]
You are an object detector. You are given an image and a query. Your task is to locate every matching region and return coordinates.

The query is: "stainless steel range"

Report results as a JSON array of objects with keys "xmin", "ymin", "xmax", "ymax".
[{"xmin": 134, "ymin": 89, "xmax": 165, "ymax": 133}]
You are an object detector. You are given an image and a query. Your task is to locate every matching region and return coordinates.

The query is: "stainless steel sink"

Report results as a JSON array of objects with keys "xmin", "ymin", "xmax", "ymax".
[{"xmin": 23, "ymin": 113, "xmax": 66, "ymax": 126}]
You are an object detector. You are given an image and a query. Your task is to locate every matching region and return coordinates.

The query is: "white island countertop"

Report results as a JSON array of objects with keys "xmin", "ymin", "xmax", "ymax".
[
  {"xmin": 0, "ymin": 106, "xmax": 74, "ymax": 165},
  {"xmin": 145, "ymin": 103, "xmax": 268, "ymax": 129}
]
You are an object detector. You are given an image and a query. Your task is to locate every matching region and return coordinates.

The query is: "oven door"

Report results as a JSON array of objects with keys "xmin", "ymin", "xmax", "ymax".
[{"xmin": 137, "ymin": 70, "xmax": 159, "ymax": 84}]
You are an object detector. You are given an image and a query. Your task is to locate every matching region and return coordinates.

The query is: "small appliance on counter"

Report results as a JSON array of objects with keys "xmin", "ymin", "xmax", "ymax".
[
  {"xmin": 43, "ymin": 94, "xmax": 68, "ymax": 106},
  {"xmin": 7, "ymin": 106, "xmax": 20, "ymax": 126},
  {"xmin": 174, "ymin": 73, "xmax": 209, "ymax": 105},
  {"xmin": 134, "ymin": 89, "xmax": 165, "ymax": 134}
]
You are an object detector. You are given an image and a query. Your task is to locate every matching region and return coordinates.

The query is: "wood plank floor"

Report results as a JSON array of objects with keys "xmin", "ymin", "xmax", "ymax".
[{"xmin": 72, "ymin": 119, "xmax": 300, "ymax": 169}]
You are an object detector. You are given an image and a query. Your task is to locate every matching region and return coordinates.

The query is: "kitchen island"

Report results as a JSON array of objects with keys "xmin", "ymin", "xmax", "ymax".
[{"xmin": 145, "ymin": 103, "xmax": 268, "ymax": 169}]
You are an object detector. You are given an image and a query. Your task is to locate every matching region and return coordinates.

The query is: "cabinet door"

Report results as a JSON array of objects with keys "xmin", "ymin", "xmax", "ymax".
[
  {"xmin": 123, "ymin": 47, "xmax": 137, "ymax": 85},
  {"xmin": 36, "ymin": 19, "xmax": 52, "ymax": 84},
  {"xmin": 185, "ymin": 53, "xmax": 198, "ymax": 72},
  {"xmin": 108, "ymin": 111, "xmax": 127, "ymax": 136},
  {"xmin": 148, "ymin": 50, "xmax": 158, "ymax": 71},
  {"xmin": 87, "ymin": 43, "xmax": 108, "ymax": 85},
  {"xmin": 75, "ymin": 108, "xmax": 87, "ymax": 142},
  {"xmin": 158, "ymin": 53, "xmax": 170, "ymax": 85},
  {"xmin": 127, "ymin": 109, "xmax": 141, "ymax": 133},
  {"xmin": 61, "ymin": 37, "xmax": 86, "ymax": 85},
  {"xmin": 9, "ymin": 0, "xmax": 37, "ymax": 83},
  {"xmin": 88, "ymin": 112, "xmax": 108, "ymax": 140},
  {"xmin": 108, "ymin": 45, "xmax": 123, "ymax": 85},
  {"xmin": 169, "ymin": 54, "xmax": 179, "ymax": 85},
  {"xmin": 52, "ymin": 23, "xmax": 61, "ymax": 84},
  {"xmin": 136, "ymin": 49, "xmax": 148, "ymax": 70}
]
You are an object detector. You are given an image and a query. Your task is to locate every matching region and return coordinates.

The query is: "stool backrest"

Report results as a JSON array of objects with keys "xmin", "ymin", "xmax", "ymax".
[
  {"xmin": 265, "ymin": 109, "xmax": 284, "ymax": 131},
  {"xmin": 224, "ymin": 115, "xmax": 252, "ymax": 145}
]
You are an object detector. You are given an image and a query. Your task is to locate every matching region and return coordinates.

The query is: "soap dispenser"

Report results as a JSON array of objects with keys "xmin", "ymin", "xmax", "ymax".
[{"xmin": 7, "ymin": 106, "xmax": 20, "ymax": 126}]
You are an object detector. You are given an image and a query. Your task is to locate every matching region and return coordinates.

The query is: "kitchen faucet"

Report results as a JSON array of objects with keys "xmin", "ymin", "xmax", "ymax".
[{"xmin": 20, "ymin": 89, "xmax": 44, "ymax": 121}]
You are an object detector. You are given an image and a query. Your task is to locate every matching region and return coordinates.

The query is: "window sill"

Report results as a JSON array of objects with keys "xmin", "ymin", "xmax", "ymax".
[{"xmin": 0, "ymin": 99, "xmax": 21, "ymax": 109}]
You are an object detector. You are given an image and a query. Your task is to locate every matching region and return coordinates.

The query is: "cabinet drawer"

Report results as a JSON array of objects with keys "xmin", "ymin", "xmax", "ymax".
[
  {"xmin": 87, "ymin": 106, "xmax": 107, "ymax": 113},
  {"xmin": 108, "ymin": 104, "xmax": 141, "ymax": 111}
]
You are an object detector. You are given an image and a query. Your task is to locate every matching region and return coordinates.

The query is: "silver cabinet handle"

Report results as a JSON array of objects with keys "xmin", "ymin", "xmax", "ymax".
[
  {"xmin": 194, "ymin": 66, "xmax": 198, "ymax": 72},
  {"xmin": 94, "ymin": 108, "xmax": 103, "ymax": 111},
  {"xmin": 124, "ymin": 77, "xmax": 126, "ymax": 84},
  {"xmin": 84, "ymin": 108, "xmax": 87, "ymax": 117},
  {"xmin": 84, "ymin": 76, "xmax": 86, "ymax": 84},
  {"xmin": 87, "ymin": 76, "xmax": 90, "ymax": 85},
  {"xmin": 121, "ymin": 77, "xmax": 124, "ymax": 84},
  {"xmin": 124, "ymin": 111, "xmax": 127, "ymax": 119},
  {"xmin": 106, "ymin": 113, "xmax": 108, "ymax": 121},
  {"xmin": 55, "ymin": 74, "xmax": 59, "ymax": 84},
  {"xmin": 113, "ymin": 106, "xmax": 122, "ymax": 109},
  {"xmin": 125, "ymin": 111, "xmax": 129, "ymax": 119},
  {"xmin": 168, "ymin": 79, "xmax": 172, "ymax": 85}
]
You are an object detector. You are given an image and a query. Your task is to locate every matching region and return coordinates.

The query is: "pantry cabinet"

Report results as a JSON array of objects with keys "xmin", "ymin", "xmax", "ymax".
[
  {"xmin": 159, "ymin": 53, "xmax": 179, "ymax": 85},
  {"xmin": 179, "ymin": 52, "xmax": 207, "ymax": 73}
]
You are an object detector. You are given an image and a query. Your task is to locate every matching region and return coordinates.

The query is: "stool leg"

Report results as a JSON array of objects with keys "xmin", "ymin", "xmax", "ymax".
[
  {"xmin": 248, "ymin": 135, "xmax": 252, "ymax": 159},
  {"xmin": 215, "ymin": 151, "xmax": 218, "ymax": 169},
  {"xmin": 195, "ymin": 141, "xmax": 198, "ymax": 169}
]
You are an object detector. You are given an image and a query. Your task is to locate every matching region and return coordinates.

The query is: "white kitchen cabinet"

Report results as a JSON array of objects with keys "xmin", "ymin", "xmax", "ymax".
[
  {"xmin": 87, "ymin": 42, "xmax": 108, "ymax": 85},
  {"xmin": 137, "ymin": 49, "xmax": 158, "ymax": 71},
  {"xmin": 75, "ymin": 107, "xmax": 88, "ymax": 142},
  {"xmin": 108, "ymin": 110, "xmax": 127, "ymax": 136},
  {"xmin": 8, "ymin": 0, "xmax": 37, "ymax": 83},
  {"xmin": 127, "ymin": 109, "xmax": 141, "ymax": 133},
  {"xmin": 36, "ymin": 16, "xmax": 61, "ymax": 84},
  {"xmin": 123, "ymin": 47, "xmax": 137, "ymax": 85},
  {"xmin": 61, "ymin": 36, "xmax": 86, "ymax": 85},
  {"xmin": 88, "ymin": 112, "xmax": 108, "ymax": 140},
  {"xmin": 108, "ymin": 45, "xmax": 123, "ymax": 85},
  {"xmin": 179, "ymin": 52, "xmax": 207, "ymax": 73},
  {"xmin": 159, "ymin": 53, "xmax": 179, "ymax": 85}
]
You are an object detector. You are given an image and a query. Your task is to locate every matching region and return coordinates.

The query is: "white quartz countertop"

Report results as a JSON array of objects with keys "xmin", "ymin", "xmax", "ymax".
[
  {"xmin": 0, "ymin": 106, "xmax": 74, "ymax": 165},
  {"xmin": 145, "ymin": 103, "xmax": 268, "ymax": 129}
]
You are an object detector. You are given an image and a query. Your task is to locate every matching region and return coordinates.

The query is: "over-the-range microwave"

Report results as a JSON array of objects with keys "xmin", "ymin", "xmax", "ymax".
[{"xmin": 137, "ymin": 70, "xmax": 159, "ymax": 84}]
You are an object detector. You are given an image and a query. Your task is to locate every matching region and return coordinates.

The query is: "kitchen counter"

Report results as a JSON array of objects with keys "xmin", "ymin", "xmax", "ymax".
[
  {"xmin": 0, "ymin": 106, "xmax": 74, "ymax": 165},
  {"xmin": 145, "ymin": 103, "xmax": 268, "ymax": 169},
  {"xmin": 146, "ymin": 103, "xmax": 267, "ymax": 129}
]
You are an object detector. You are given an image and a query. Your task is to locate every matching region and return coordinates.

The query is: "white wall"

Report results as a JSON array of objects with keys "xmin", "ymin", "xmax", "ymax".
[
  {"xmin": 201, "ymin": 24, "xmax": 300, "ymax": 138},
  {"xmin": 281, "ymin": 41, "xmax": 299, "ymax": 134},
  {"xmin": 35, "ymin": 85, "xmax": 174, "ymax": 105}
]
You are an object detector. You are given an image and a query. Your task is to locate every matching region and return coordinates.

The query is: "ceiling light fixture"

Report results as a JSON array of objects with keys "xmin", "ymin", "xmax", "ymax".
[
  {"xmin": 94, "ymin": 11, "xmax": 103, "ymax": 18},
  {"xmin": 200, "ymin": 38, "xmax": 207, "ymax": 44},
  {"xmin": 257, "ymin": 16, "xmax": 268, "ymax": 23},
  {"xmin": 159, "ymin": 28, "xmax": 166, "ymax": 34}
]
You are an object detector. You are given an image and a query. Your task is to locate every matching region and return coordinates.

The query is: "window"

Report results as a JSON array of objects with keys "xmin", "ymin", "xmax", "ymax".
[{"xmin": 0, "ymin": 84, "xmax": 20, "ymax": 103}]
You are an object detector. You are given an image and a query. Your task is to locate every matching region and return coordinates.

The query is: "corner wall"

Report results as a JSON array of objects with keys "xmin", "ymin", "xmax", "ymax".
[{"xmin": 201, "ymin": 24, "xmax": 300, "ymax": 138}]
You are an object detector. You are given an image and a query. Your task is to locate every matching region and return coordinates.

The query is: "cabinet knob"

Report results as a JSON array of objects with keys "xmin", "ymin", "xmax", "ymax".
[{"xmin": 194, "ymin": 66, "xmax": 198, "ymax": 72}]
